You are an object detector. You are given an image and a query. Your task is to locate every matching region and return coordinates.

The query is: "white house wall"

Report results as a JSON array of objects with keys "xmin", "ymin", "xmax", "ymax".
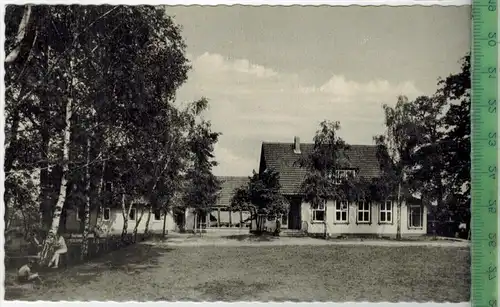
[
  {"xmin": 65, "ymin": 208, "xmax": 176, "ymax": 236},
  {"xmin": 302, "ymin": 201, "xmax": 427, "ymax": 237}
]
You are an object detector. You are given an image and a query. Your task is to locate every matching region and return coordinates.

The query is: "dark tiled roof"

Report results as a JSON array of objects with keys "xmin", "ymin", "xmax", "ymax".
[
  {"xmin": 260, "ymin": 142, "xmax": 382, "ymax": 195},
  {"xmin": 216, "ymin": 176, "xmax": 249, "ymax": 207}
]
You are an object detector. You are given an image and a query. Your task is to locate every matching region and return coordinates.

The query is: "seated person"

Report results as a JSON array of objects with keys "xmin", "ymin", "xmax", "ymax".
[
  {"xmin": 18, "ymin": 259, "xmax": 41, "ymax": 284},
  {"xmin": 48, "ymin": 234, "xmax": 67, "ymax": 269}
]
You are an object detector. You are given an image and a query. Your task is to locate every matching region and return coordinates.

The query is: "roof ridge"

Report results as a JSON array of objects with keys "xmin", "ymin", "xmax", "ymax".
[{"xmin": 261, "ymin": 141, "xmax": 377, "ymax": 147}]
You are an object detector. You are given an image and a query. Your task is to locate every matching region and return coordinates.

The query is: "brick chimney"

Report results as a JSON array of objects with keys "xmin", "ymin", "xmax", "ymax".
[{"xmin": 293, "ymin": 136, "xmax": 301, "ymax": 154}]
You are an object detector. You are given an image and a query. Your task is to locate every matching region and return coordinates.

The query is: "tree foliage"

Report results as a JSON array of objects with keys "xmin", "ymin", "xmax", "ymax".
[
  {"xmin": 231, "ymin": 168, "xmax": 288, "ymax": 216},
  {"xmin": 298, "ymin": 120, "xmax": 372, "ymax": 205},
  {"xmin": 373, "ymin": 96, "xmax": 423, "ymax": 239},
  {"xmin": 439, "ymin": 55, "xmax": 471, "ymax": 223},
  {"xmin": 374, "ymin": 54, "xmax": 471, "ymax": 231},
  {"xmin": 4, "ymin": 5, "xmax": 220, "ymax": 261},
  {"xmin": 183, "ymin": 100, "xmax": 222, "ymax": 224}
]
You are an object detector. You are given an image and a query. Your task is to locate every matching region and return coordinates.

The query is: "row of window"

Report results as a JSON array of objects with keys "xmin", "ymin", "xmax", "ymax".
[
  {"xmin": 208, "ymin": 208, "xmax": 251, "ymax": 228},
  {"xmin": 77, "ymin": 206, "xmax": 250, "ymax": 225},
  {"xmin": 311, "ymin": 201, "xmax": 423, "ymax": 228},
  {"xmin": 75, "ymin": 201, "xmax": 423, "ymax": 228},
  {"xmin": 76, "ymin": 206, "xmax": 163, "ymax": 222}
]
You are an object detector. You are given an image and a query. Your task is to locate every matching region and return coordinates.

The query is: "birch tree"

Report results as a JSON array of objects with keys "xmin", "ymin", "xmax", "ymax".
[
  {"xmin": 297, "ymin": 121, "xmax": 371, "ymax": 237},
  {"xmin": 5, "ymin": 5, "xmax": 193, "ymax": 262},
  {"xmin": 39, "ymin": 58, "xmax": 74, "ymax": 265},
  {"xmin": 183, "ymin": 100, "xmax": 222, "ymax": 234},
  {"xmin": 298, "ymin": 121, "xmax": 353, "ymax": 204},
  {"xmin": 374, "ymin": 96, "xmax": 420, "ymax": 240}
]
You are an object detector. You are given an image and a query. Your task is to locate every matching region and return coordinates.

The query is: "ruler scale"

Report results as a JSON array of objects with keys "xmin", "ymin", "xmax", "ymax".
[{"xmin": 472, "ymin": 0, "xmax": 499, "ymax": 307}]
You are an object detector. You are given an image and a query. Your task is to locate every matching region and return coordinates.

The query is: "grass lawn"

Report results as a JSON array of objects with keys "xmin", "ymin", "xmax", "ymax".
[{"xmin": 4, "ymin": 242, "xmax": 470, "ymax": 302}]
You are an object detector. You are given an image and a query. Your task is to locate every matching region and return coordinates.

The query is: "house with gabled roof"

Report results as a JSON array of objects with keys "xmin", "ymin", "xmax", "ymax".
[{"xmin": 258, "ymin": 136, "xmax": 428, "ymax": 238}]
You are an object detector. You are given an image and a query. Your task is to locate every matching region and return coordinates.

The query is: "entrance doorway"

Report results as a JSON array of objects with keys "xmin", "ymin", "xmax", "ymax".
[{"xmin": 287, "ymin": 197, "xmax": 302, "ymax": 230}]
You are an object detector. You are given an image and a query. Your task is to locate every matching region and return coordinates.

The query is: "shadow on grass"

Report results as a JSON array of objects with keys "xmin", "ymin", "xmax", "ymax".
[
  {"xmin": 4, "ymin": 243, "xmax": 174, "ymax": 300},
  {"xmin": 69, "ymin": 244, "xmax": 174, "ymax": 277},
  {"xmin": 197, "ymin": 279, "xmax": 273, "ymax": 301},
  {"xmin": 220, "ymin": 234, "xmax": 278, "ymax": 242}
]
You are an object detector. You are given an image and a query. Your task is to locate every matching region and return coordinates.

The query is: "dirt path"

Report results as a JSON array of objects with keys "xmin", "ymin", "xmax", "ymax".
[{"xmin": 145, "ymin": 235, "xmax": 470, "ymax": 248}]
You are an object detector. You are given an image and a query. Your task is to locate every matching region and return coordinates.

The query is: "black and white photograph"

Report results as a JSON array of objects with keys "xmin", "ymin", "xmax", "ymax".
[{"xmin": 3, "ymin": 3, "xmax": 471, "ymax": 303}]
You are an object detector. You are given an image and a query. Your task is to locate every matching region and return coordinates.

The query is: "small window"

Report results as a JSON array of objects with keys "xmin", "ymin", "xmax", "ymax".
[
  {"xmin": 154, "ymin": 209, "xmax": 162, "ymax": 221},
  {"xmin": 129, "ymin": 208, "xmax": 136, "ymax": 221},
  {"xmin": 103, "ymin": 208, "xmax": 110, "ymax": 221},
  {"xmin": 332, "ymin": 169, "xmax": 357, "ymax": 184},
  {"xmin": 335, "ymin": 201, "xmax": 349, "ymax": 223},
  {"xmin": 357, "ymin": 201, "xmax": 370, "ymax": 223},
  {"xmin": 409, "ymin": 205, "xmax": 423, "ymax": 228},
  {"xmin": 379, "ymin": 201, "xmax": 392, "ymax": 223},
  {"xmin": 312, "ymin": 201, "xmax": 326, "ymax": 222}
]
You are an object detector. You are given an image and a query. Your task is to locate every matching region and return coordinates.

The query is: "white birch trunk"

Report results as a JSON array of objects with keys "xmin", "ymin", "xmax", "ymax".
[
  {"xmin": 81, "ymin": 137, "xmax": 92, "ymax": 260},
  {"xmin": 145, "ymin": 154, "xmax": 171, "ymax": 235},
  {"xmin": 92, "ymin": 158, "xmax": 106, "ymax": 254},
  {"xmin": 144, "ymin": 207, "xmax": 152, "ymax": 235},
  {"xmin": 396, "ymin": 182, "xmax": 402, "ymax": 240},
  {"xmin": 95, "ymin": 159, "xmax": 106, "ymax": 228},
  {"xmin": 133, "ymin": 207, "xmax": 146, "ymax": 242},
  {"xmin": 121, "ymin": 194, "xmax": 133, "ymax": 240},
  {"xmin": 39, "ymin": 87, "xmax": 73, "ymax": 266},
  {"xmin": 5, "ymin": 5, "xmax": 32, "ymax": 63}
]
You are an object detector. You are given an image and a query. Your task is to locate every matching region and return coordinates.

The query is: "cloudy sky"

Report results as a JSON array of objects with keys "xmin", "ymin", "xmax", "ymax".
[{"xmin": 165, "ymin": 5, "xmax": 471, "ymax": 176}]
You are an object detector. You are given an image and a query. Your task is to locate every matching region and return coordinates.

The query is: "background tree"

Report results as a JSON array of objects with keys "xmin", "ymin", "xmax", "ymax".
[
  {"xmin": 373, "ymin": 96, "xmax": 421, "ymax": 240},
  {"xmin": 403, "ymin": 94, "xmax": 448, "ymax": 229},
  {"xmin": 297, "ymin": 121, "xmax": 374, "ymax": 237},
  {"xmin": 372, "ymin": 54, "xmax": 470, "ymax": 239},
  {"xmin": 231, "ymin": 168, "xmax": 288, "ymax": 234},
  {"xmin": 298, "ymin": 121, "xmax": 352, "ymax": 205},
  {"xmin": 439, "ymin": 54, "xmax": 471, "ymax": 229},
  {"xmin": 182, "ymin": 99, "xmax": 222, "ymax": 234}
]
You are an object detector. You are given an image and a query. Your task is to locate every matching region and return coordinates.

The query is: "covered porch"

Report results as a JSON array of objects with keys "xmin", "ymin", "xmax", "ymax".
[{"xmin": 250, "ymin": 195, "xmax": 304, "ymax": 233}]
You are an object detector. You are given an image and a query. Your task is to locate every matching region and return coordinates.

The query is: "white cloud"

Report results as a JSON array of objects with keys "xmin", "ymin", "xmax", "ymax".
[
  {"xmin": 302, "ymin": 75, "xmax": 420, "ymax": 99},
  {"xmin": 212, "ymin": 143, "xmax": 259, "ymax": 176},
  {"xmin": 190, "ymin": 52, "xmax": 279, "ymax": 79},
  {"xmin": 176, "ymin": 52, "xmax": 424, "ymax": 176}
]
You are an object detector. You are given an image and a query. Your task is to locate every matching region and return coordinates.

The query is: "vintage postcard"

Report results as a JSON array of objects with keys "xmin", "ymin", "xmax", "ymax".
[{"xmin": 3, "ymin": 2, "xmax": 471, "ymax": 304}]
